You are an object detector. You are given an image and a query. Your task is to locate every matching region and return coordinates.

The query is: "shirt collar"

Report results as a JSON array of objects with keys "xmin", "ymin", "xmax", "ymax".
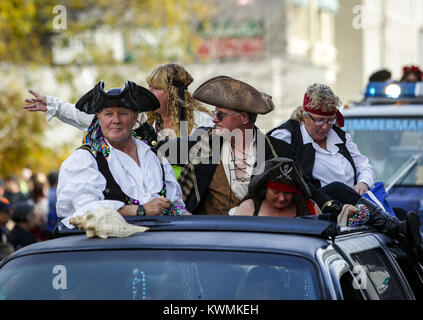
[
  {"xmin": 220, "ymin": 126, "xmax": 258, "ymax": 145},
  {"xmin": 105, "ymin": 136, "xmax": 150, "ymax": 157},
  {"xmin": 300, "ymin": 123, "xmax": 343, "ymax": 148}
]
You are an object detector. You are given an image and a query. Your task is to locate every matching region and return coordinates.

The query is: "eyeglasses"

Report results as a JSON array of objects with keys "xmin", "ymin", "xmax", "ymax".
[
  {"xmin": 306, "ymin": 112, "xmax": 336, "ymax": 126},
  {"xmin": 212, "ymin": 110, "xmax": 239, "ymax": 121}
]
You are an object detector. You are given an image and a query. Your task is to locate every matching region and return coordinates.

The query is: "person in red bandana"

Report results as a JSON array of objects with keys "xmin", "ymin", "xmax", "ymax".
[
  {"xmin": 233, "ymin": 158, "xmax": 422, "ymax": 255},
  {"xmin": 268, "ymin": 83, "xmax": 375, "ymax": 208},
  {"xmin": 400, "ymin": 65, "xmax": 423, "ymax": 82},
  {"xmin": 234, "ymin": 158, "xmax": 321, "ymax": 217}
]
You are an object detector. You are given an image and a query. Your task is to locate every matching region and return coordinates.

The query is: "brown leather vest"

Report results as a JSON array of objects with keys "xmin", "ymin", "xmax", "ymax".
[{"xmin": 197, "ymin": 161, "xmax": 240, "ymax": 215}]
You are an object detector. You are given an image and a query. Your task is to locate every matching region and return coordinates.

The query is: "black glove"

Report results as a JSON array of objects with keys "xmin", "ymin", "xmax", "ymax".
[{"xmin": 319, "ymin": 199, "xmax": 344, "ymax": 222}]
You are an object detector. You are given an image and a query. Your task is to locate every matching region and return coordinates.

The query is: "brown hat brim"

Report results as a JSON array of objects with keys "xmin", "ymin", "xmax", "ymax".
[{"xmin": 193, "ymin": 76, "xmax": 274, "ymax": 114}]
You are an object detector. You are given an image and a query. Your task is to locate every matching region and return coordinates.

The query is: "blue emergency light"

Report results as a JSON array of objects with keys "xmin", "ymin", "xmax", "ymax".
[{"xmin": 365, "ymin": 81, "xmax": 423, "ymax": 99}]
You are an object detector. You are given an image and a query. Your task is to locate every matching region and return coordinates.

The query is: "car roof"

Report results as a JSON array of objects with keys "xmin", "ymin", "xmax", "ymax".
[
  {"xmin": 3, "ymin": 216, "xmax": 370, "ymax": 262},
  {"xmin": 343, "ymin": 104, "xmax": 423, "ymax": 117}
]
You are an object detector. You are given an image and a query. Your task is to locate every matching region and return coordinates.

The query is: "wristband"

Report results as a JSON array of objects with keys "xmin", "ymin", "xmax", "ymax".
[{"xmin": 136, "ymin": 204, "xmax": 145, "ymax": 216}]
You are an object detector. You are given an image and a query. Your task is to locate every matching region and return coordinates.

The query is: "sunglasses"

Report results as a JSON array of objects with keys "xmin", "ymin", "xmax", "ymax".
[
  {"xmin": 306, "ymin": 112, "xmax": 336, "ymax": 126},
  {"xmin": 212, "ymin": 110, "xmax": 239, "ymax": 121}
]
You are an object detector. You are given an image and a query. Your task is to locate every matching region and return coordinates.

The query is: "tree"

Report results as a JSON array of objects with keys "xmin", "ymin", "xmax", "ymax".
[
  {"xmin": 0, "ymin": 79, "xmax": 72, "ymax": 177},
  {"xmin": 0, "ymin": 0, "xmax": 217, "ymax": 178},
  {"xmin": 0, "ymin": 0, "xmax": 217, "ymax": 66}
]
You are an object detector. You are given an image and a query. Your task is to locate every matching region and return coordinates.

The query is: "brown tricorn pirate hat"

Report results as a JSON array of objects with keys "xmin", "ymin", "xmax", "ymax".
[{"xmin": 193, "ymin": 76, "xmax": 274, "ymax": 114}]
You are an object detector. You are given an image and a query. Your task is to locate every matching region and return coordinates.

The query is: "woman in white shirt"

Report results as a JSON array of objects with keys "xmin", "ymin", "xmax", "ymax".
[{"xmin": 268, "ymin": 83, "xmax": 375, "ymax": 207}]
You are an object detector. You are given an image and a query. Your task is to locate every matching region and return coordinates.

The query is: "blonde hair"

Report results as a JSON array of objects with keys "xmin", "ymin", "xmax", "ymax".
[
  {"xmin": 145, "ymin": 63, "xmax": 212, "ymax": 136},
  {"xmin": 291, "ymin": 83, "xmax": 341, "ymax": 122}
]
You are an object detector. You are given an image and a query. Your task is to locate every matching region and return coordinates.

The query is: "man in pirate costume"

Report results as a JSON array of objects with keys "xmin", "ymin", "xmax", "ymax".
[
  {"xmin": 174, "ymin": 76, "xmax": 295, "ymax": 215},
  {"xmin": 56, "ymin": 81, "xmax": 187, "ymax": 229}
]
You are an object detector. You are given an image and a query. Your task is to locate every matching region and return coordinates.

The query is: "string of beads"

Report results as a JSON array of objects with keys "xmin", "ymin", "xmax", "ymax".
[{"xmin": 347, "ymin": 204, "xmax": 370, "ymax": 227}]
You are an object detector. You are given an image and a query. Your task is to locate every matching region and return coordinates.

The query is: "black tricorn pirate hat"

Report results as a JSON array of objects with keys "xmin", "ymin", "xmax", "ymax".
[
  {"xmin": 249, "ymin": 157, "xmax": 311, "ymax": 199},
  {"xmin": 75, "ymin": 80, "xmax": 160, "ymax": 114}
]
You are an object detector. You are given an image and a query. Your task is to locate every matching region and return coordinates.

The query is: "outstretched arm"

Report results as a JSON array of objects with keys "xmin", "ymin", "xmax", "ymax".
[
  {"xmin": 24, "ymin": 89, "xmax": 94, "ymax": 131},
  {"xmin": 24, "ymin": 89, "xmax": 47, "ymax": 112}
]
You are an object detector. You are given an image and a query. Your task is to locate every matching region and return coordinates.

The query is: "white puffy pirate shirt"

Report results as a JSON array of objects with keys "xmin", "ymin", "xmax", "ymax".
[{"xmin": 57, "ymin": 137, "xmax": 185, "ymax": 229}]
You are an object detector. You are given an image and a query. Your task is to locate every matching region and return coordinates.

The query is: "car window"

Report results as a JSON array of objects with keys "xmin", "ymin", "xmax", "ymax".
[
  {"xmin": 344, "ymin": 117, "xmax": 423, "ymax": 185},
  {"xmin": 339, "ymin": 271, "xmax": 366, "ymax": 300},
  {"xmin": 0, "ymin": 250, "xmax": 321, "ymax": 300},
  {"xmin": 351, "ymin": 248, "xmax": 407, "ymax": 300}
]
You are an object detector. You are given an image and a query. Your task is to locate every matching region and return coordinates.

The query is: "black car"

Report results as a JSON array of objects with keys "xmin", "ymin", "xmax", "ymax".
[{"xmin": 0, "ymin": 215, "xmax": 422, "ymax": 300}]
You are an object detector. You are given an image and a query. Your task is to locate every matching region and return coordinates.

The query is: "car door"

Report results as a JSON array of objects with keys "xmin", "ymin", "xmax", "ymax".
[
  {"xmin": 377, "ymin": 234, "xmax": 423, "ymax": 300},
  {"xmin": 333, "ymin": 233, "xmax": 415, "ymax": 300}
]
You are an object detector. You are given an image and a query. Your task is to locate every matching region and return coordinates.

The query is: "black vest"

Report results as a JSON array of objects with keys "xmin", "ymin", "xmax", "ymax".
[
  {"xmin": 79, "ymin": 146, "xmax": 133, "ymax": 204},
  {"xmin": 79, "ymin": 145, "xmax": 166, "ymax": 205},
  {"xmin": 268, "ymin": 119, "xmax": 357, "ymax": 190},
  {"xmin": 183, "ymin": 129, "xmax": 295, "ymax": 214}
]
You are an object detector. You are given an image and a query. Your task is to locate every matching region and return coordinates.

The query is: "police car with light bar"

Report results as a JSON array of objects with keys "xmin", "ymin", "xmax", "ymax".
[{"xmin": 342, "ymin": 81, "xmax": 423, "ymax": 224}]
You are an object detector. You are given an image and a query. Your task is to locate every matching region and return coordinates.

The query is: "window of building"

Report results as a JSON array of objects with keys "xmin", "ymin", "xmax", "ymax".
[
  {"xmin": 318, "ymin": 10, "xmax": 334, "ymax": 45},
  {"xmin": 289, "ymin": 3, "xmax": 310, "ymax": 41}
]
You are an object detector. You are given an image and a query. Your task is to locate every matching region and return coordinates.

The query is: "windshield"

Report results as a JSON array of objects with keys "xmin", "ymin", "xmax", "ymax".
[
  {"xmin": 344, "ymin": 117, "xmax": 423, "ymax": 185},
  {"xmin": 0, "ymin": 250, "xmax": 321, "ymax": 300}
]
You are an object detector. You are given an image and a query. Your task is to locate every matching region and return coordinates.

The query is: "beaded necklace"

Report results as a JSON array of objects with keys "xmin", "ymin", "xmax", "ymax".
[
  {"xmin": 137, "ymin": 139, "xmax": 186, "ymax": 215},
  {"xmin": 347, "ymin": 204, "xmax": 370, "ymax": 227},
  {"xmin": 179, "ymin": 263, "xmax": 205, "ymax": 299},
  {"xmin": 131, "ymin": 269, "xmax": 147, "ymax": 300}
]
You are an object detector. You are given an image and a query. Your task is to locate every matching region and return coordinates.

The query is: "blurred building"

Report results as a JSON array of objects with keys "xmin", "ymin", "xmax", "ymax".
[
  {"xmin": 190, "ymin": 0, "xmax": 423, "ymax": 127},
  {"xmin": 52, "ymin": 27, "xmax": 126, "ymax": 65},
  {"xmin": 335, "ymin": 0, "xmax": 423, "ymax": 104},
  {"xmin": 43, "ymin": 0, "xmax": 423, "ymax": 144},
  {"xmin": 188, "ymin": 0, "xmax": 340, "ymax": 131},
  {"xmin": 49, "ymin": 0, "xmax": 340, "ymax": 132}
]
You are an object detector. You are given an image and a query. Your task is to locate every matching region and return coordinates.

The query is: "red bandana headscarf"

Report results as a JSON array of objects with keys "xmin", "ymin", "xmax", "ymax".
[
  {"xmin": 302, "ymin": 94, "xmax": 344, "ymax": 127},
  {"xmin": 266, "ymin": 181, "xmax": 317, "ymax": 215}
]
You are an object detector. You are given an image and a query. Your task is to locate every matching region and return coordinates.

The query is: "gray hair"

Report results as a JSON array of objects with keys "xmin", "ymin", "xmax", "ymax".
[{"xmin": 290, "ymin": 83, "xmax": 341, "ymax": 123}]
